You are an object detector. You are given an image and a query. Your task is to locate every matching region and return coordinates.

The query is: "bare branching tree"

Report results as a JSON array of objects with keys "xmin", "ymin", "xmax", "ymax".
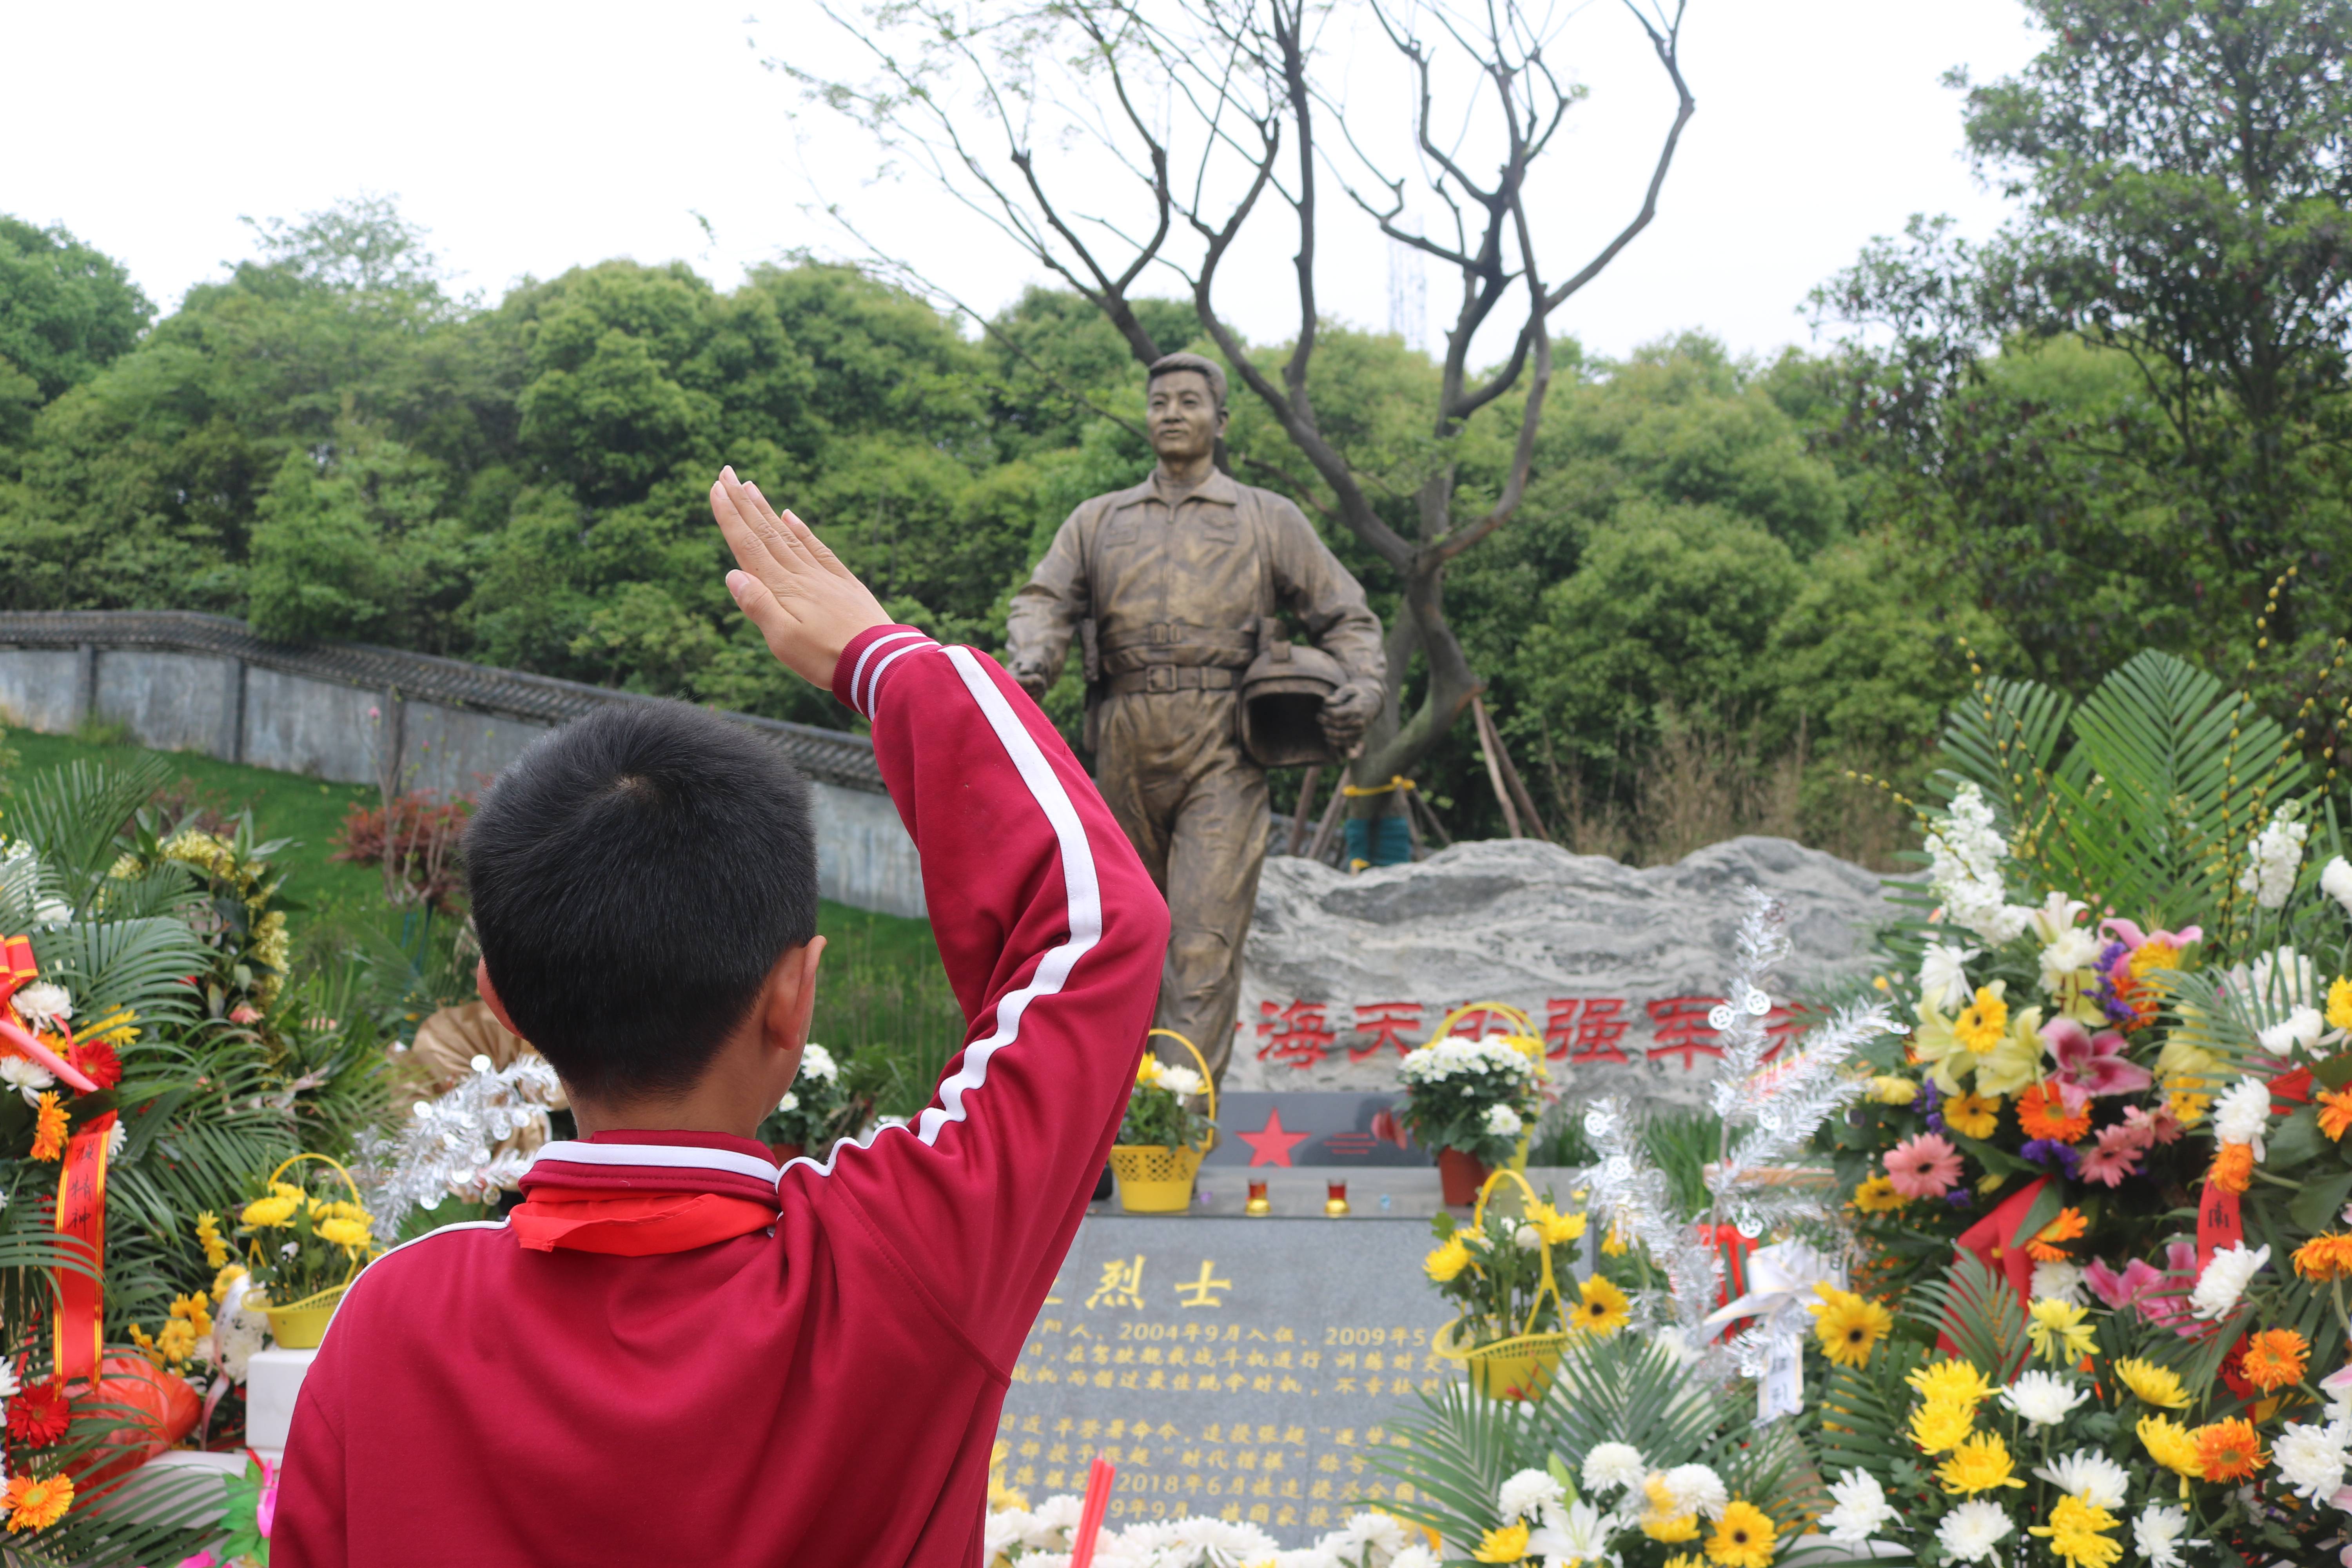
[{"xmin": 784, "ymin": 0, "xmax": 1692, "ymax": 817}]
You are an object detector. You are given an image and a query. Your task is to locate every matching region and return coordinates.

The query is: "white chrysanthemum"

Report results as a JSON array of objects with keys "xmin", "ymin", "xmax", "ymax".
[
  {"xmin": 1935, "ymin": 1498, "xmax": 2013, "ymax": 1563},
  {"xmin": 2033, "ymin": 1448, "xmax": 2127, "ymax": 1507},
  {"xmin": 1024, "ymin": 1492, "xmax": 1083, "ymax": 1548},
  {"xmin": 2038, "ymin": 926, "xmax": 2103, "ymax": 992},
  {"xmin": 776, "ymin": 1091, "xmax": 799, "ymax": 1114},
  {"xmin": 0, "ymin": 1361, "xmax": 21, "ymax": 1400},
  {"xmin": 1127, "ymin": 1514, "xmax": 1281, "ymax": 1563},
  {"xmin": 1387, "ymin": 1551, "xmax": 1440, "ymax": 1568},
  {"xmin": 1581, "ymin": 1441, "xmax": 1646, "ymax": 1494},
  {"xmin": 2029, "ymin": 1260, "xmax": 2086, "ymax": 1305},
  {"xmin": 2240, "ymin": 807, "xmax": 2308, "ymax": 909},
  {"xmin": 11, "ymin": 981, "xmax": 71, "ymax": 1028},
  {"xmin": 0, "ymin": 1056, "xmax": 54, "ymax": 1104},
  {"xmin": 218, "ymin": 1306, "xmax": 268, "ymax": 1384},
  {"xmin": 1399, "ymin": 1035, "xmax": 1539, "ymax": 1086},
  {"xmin": 1661, "ymin": 1463, "xmax": 1728, "ymax": 1521},
  {"xmin": 1156, "ymin": 1064, "xmax": 1205, "ymax": 1098},
  {"xmin": 2191, "ymin": 1241, "xmax": 2270, "ymax": 1320},
  {"xmin": 983, "ymin": 1510, "xmax": 1033, "ymax": 1561},
  {"xmin": 798, "ymin": 1043, "xmax": 838, "ymax": 1082},
  {"xmin": 2213, "ymin": 1076, "xmax": 2273, "ymax": 1154},
  {"xmin": 1323, "ymin": 1513, "xmax": 1409, "ymax": 1560},
  {"xmin": 1483, "ymin": 1103, "xmax": 1523, "ymax": 1138},
  {"xmin": 1924, "ymin": 784, "xmax": 2033, "ymax": 944},
  {"xmin": 105, "ymin": 1120, "xmax": 126, "ymax": 1160},
  {"xmin": 1498, "ymin": 1468, "xmax": 1566, "ymax": 1524},
  {"xmin": 2272, "ymin": 1419, "xmax": 2350, "ymax": 1502},
  {"xmin": 2131, "ymin": 1503, "xmax": 2198, "ymax": 1568},
  {"xmin": 1818, "ymin": 1469, "xmax": 1896, "ymax": 1543},
  {"xmin": 1919, "ymin": 940, "xmax": 1980, "ymax": 1012},
  {"xmin": 2323, "ymin": 856, "xmax": 2352, "ymax": 918},
  {"xmin": 2239, "ymin": 945, "xmax": 2323, "ymax": 1023},
  {"xmin": 2003, "ymin": 1371, "xmax": 2090, "ymax": 1429},
  {"xmin": 2257, "ymin": 1004, "xmax": 2326, "ymax": 1057}
]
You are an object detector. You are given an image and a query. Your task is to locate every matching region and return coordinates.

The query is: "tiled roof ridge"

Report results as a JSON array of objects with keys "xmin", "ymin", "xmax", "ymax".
[{"xmin": 0, "ymin": 610, "xmax": 884, "ymax": 794}]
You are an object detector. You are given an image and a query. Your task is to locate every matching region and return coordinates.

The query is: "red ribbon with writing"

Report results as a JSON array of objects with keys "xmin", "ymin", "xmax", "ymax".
[
  {"xmin": 2197, "ymin": 1181, "xmax": 2244, "ymax": 1271},
  {"xmin": 53, "ymin": 1111, "xmax": 116, "ymax": 1384}
]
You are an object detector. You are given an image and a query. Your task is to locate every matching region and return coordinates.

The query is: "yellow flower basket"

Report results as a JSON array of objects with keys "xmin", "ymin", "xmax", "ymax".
[
  {"xmin": 1108, "ymin": 1030, "xmax": 1217, "ymax": 1214},
  {"xmin": 1429, "ymin": 1167, "xmax": 1571, "ymax": 1401},
  {"xmin": 251, "ymin": 1153, "xmax": 372, "ymax": 1351}
]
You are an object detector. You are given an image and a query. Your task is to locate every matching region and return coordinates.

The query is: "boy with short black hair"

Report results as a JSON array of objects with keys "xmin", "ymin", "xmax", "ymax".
[{"xmin": 275, "ymin": 470, "xmax": 1169, "ymax": 1566}]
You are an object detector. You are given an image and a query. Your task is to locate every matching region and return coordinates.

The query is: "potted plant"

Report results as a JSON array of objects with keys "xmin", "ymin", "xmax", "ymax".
[
  {"xmin": 1106, "ymin": 1030, "xmax": 1216, "ymax": 1213},
  {"xmin": 1395, "ymin": 1005, "xmax": 1546, "ymax": 1205},
  {"xmin": 757, "ymin": 1042, "xmax": 851, "ymax": 1162},
  {"xmin": 1423, "ymin": 1170, "xmax": 1595, "ymax": 1401},
  {"xmin": 237, "ymin": 1156, "xmax": 378, "ymax": 1349}
]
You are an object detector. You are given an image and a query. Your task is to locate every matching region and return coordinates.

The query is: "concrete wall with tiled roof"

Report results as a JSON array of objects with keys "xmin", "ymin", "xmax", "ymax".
[{"xmin": 0, "ymin": 611, "xmax": 923, "ymax": 917}]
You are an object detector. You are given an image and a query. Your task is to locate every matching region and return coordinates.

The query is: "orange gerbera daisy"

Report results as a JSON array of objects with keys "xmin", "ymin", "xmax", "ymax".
[
  {"xmin": 2194, "ymin": 1419, "xmax": 2267, "ymax": 1481},
  {"xmin": 2320, "ymin": 1085, "xmax": 2352, "ymax": 1142},
  {"xmin": 2017, "ymin": 1082, "xmax": 2093, "ymax": 1142},
  {"xmin": 2208, "ymin": 1142, "xmax": 2255, "ymax": 1195},
  {"xmin": 2026, "ymin": 1206, "xmax": 2088, "ymax": 1262},
  {"xmin": 2239, "ymin": 1329, "xmax": 2310, "ymax": 1393},
  {"xmin": 28, "ymin": 1094, "xmax": 67, "ymax": 1163},
  {"xmin": 2296, "ymin": 1233, "xmax": 2352, "ymax": 1281},
  {"xmin": 2, "ymin": 1472, "xmax": 71, "ymax": 1533}
]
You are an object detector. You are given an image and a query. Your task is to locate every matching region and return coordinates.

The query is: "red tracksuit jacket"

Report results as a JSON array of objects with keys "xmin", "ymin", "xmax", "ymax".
[{"xmin": 275, "ymin": 627, "xmax": 1169, "ymax": 1566}]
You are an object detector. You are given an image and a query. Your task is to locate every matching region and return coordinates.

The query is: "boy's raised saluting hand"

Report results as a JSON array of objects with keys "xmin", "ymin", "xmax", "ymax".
[{"xmin": 710, "ymin": 466, "xmax": 891, "ymax": 690}]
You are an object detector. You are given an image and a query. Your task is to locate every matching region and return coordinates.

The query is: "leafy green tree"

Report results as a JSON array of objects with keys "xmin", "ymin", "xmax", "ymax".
[{"xmin": 0, "ymin": 217, "xmax": 153, "ymax": 445}]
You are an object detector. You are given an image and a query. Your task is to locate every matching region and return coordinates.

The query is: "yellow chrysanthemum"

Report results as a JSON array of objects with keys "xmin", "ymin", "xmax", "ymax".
[
  {"xmin": 212, "ymin": 1262, "xmax": 248, "ymax": 1300},
  {"xmin": 1134, "ymin": 1055, "xmax": 1165, "ymax": 1089},
  {"xmin": 1808, "ymin": 1284, "xmax": 1892, "ymax": 1368},
  {"xmin": 318, "ymin": 1217, "xmax": 371, "ymax": 1250},
  {"xmin": 154, "ymin": 1318, "xmax": 197, "ymax": 1366},
  {"xmin": 2112, "ymin": 1357, "xmax": 2190, "ymax": 1410},
  {"xmin": 1907, "ymin": 1357, "xmax": 1997, "ymax": 1410},
  {"xmin": 194, "ymin": 1212, "xmax": 228, "ymax": 1269},
  {"xmin": 241, "ymin": 1194, "xmax": 299, "ymax": 1229},
  {"xmin": 1471, "ymin": 1521, "xmax": 1529, "ymax": 1563},
  {"xmin": 1424, "ymin": 1237, "xmax": 1473, "ymax": 1284},
  {"xmin": 2030, "ymin": 1494, "xmax": 2122, "ymax": 1568},
  {"xmin": 1869, "ymin": 1076, "xmax": 1920, "ymax": 1105},
  {"xmin": 2026, "ymin": 1298, "xmax": 2097, "ymax": 1365},
  {"xmin": 3, "ymin": 1473, "xmax": 73, "ymax": 1533},
  {"xmin": 1945, "ymin": 1092, "xmax": 2001, "ymax": 1138},
  {"xmin": 2137, "ymin": 1414, "xmax": 2204, "ymax": 1479},
  {"xmin": 2330, "ymin": 976, "xmax": 2352, "ymax": 1034},
  {"xmin": 169, "ymin": 1291, "xmax": 212, "ymax": 1336},
  {"xmin": 1706, "ymin": 1500, "xmax": 1777, "ymax": 1568},
  {"xmin": 1909, "ymin": 1397, "xmax": 1976, "ymax": 1454},
  {"xmin": 1663, "ymin": 1557, "xmax": 1706, "ymax": 1568},
  {"xmin": 1572, "ymin": 1276, "xmax": 1631, "ymax": 1336},
  {"xmin": 1851, "ymin": 1174, "xmax": 1909, "ymax": 1213},
  {"xmin": 1601, "ymin": 1220, "xmax": 1630, "ymax": 1256},
  {"xmin": 1936, "ymin": 1432, "xmax": 2025, "ymax": 1494},
  {"xmin": 1524, "ymin": 1202, "xmax": 1588, "ymax": 1245}
]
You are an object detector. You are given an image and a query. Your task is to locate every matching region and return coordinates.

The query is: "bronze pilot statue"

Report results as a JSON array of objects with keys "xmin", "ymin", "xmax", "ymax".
[{"xmin": 1007, "ymin": 352, "xmax": 1386, "ymax": 1084}]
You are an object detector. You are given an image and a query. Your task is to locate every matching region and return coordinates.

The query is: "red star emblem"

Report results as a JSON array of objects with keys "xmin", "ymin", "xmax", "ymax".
[{"xmin": 1236, "ymin": 1108, "xmax": 1311, "ymax": 1168}]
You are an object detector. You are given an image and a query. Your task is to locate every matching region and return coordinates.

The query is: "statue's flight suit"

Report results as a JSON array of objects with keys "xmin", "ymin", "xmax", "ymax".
[{"xmin": 1007, "ymin": 469, "xmax": 1385, "ymax": 1083}]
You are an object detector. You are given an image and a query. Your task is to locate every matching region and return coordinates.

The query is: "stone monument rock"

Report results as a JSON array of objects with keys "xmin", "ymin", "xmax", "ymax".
[{"xmin": 1232, "ymin": 836, "xmax": 1895, "ymax": 1101}]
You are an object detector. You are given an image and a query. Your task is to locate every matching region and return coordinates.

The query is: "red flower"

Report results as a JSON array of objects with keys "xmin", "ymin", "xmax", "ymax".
[
  {"xmin": 66, "ymin": 1038, "xmax": 121, "ymax": 1093},
  {"xmin": 7, "ymin": 1384, "xmax": 70, "ymax": 1446}
]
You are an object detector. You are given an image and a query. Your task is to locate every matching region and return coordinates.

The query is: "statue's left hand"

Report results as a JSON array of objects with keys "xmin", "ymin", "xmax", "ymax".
[{"xmin": 1318, "ymin": 682, "xmax": 1379, "ymax": 751}]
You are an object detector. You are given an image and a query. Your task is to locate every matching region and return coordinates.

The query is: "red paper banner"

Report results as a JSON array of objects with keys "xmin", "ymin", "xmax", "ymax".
[
  {"xmin": 53, "ymin": 1111, "xmax": 116, "ymax": 1384},
  {"xmin": 2197, "ymin": 1181, "xmax": 2243, "ymax": 1270}
]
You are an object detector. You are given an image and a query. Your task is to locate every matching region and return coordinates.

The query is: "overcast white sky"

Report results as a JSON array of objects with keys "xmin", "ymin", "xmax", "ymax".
[{"xmin": 3, "ymin": 1, "xmax": 2045, "ymax": 363}]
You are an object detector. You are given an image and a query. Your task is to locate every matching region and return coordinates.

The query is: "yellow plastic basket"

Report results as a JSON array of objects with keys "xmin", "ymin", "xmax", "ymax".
[
  {"xmin": 250, "ymin": 1153, "xmax": 370, "ymax": 1350},
  {"xmin": 1429, "ymin": 1167, "xmax": 1571, "ymax": 1401},
  {"xmin": 1109, "ymin": 1029, "xmax": 1217, "ymax": 1214}
]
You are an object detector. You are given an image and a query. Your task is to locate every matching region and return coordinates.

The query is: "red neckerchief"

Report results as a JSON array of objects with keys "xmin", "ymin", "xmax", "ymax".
[{"xmin": 509, "ymin": 1131, "xmax": 781, "ymax": 1256}]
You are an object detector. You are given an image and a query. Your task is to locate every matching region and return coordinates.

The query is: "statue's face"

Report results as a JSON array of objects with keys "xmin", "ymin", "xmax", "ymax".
[{"xmin": 1147, "ymin": 371, "xmax": 1225, "ymax": 465}]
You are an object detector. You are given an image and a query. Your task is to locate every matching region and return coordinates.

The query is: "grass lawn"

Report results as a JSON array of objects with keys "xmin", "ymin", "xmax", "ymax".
[{"xmin": 0, "ymin": 724, "xmax": 946, "ymax": 1007}]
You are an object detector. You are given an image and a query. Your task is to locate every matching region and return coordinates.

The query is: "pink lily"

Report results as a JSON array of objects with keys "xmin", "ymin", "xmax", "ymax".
[
  {"xmin": 2085, "ymin": 1256, "xmax": 2165, "ymax": 1310},
  {"xmin": 2100, "ymin": 918, "xmax": 2204, "ymax": 951},
  {"xmin": 2040, "ymin": 1017, "xmax": 2155, "ymax": 1112}
]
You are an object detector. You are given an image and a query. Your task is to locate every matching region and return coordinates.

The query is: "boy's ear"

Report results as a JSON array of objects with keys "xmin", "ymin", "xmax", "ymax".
[
  {"xmin": 764, "ymin": 937, "xmax": 826, "ymax": 1056},
  {"xmin": 477, "ymin": 959, "xmax": 524, "ymax": 1040}
]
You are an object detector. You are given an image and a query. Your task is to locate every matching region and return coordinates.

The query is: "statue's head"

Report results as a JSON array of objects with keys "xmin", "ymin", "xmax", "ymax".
[{"xmin": 1146, "ymin": 352, "xmax": 1227, "ymax": 466}]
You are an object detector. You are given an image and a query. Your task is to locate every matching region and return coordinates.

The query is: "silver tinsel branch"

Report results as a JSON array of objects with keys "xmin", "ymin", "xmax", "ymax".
[
  {"xmin": 1582, "ymin": 1096, "xmax": 1723, "ymax": 1345},
  {"xmin": 352, "ymin": 1053, "xmax": 564, "ymax": 1232},
  {"xmin": 1579, "ymin": 887, "xmax": 1892, "ymax": 1355}
]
